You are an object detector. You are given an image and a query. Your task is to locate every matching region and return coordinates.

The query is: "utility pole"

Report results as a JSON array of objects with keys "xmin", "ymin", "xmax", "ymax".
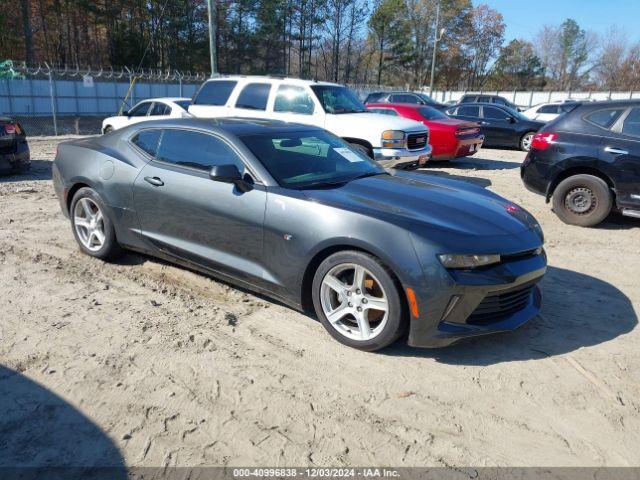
[
  {"xmin": 207, "ymin": 0, "xmax": 217, "ymax": 76},
  {"xmin": 429, "ymin": 0, "xmax": 442, "ymax": 98}
]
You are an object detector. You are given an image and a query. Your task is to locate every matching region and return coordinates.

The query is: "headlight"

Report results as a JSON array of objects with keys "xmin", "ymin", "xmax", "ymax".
[
  {"xmin": 381, "ymin": 130, "xmax": 406, "ymax": 148},
  {"xmin": 438, "ymin": 254, "xmax": 501, "ymax": 269}
]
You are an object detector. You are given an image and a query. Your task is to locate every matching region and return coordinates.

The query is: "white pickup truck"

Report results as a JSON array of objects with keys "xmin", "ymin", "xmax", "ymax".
[{"xmin": 188, "ymin": 76, "xmax": 431, "ymax": 169}]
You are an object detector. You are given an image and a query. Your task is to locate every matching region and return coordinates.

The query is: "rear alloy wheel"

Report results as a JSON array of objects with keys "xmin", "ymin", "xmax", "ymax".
[
  {"xmin": 70, "ymin": 187, "xmax": 122, "ymax": 259},
  {"xmin": 552, "ymin": 174, "xmax": 613, "ymax": 227},
  {"xmin": 312, "ymin": 251, "xmax": 405, "ymax": 351},
  {"xmin": 520, "ymin": 132, "xmax": 535, "ymax": 152}
]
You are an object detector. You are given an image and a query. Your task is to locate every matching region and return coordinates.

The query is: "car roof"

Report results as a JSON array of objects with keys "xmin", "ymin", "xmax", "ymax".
[
  {"xmin": 137, "ymin": 97, "xmax": 191, "ymax": 103},
  {"xmin": 202, "ymin": 75, "xmax": 340, "ymax": 88},
  {"xmin": 121, "ymin": 117, "xmax": 322, "ymax": 136}
]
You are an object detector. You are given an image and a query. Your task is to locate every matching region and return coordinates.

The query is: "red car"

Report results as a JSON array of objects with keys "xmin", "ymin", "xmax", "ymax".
[{"xmin": 366, "ymin": 103, "xmax": 484, "ymax": 161}]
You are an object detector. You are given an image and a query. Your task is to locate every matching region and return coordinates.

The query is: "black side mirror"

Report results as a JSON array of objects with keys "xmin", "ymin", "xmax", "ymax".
[
  {"xmin": 209, "ymin": 164, "xmax": 252, "ymax": 192},
  {"xmin": 508, "ymin": 117, "xmax": 517, "ymax": 124}
]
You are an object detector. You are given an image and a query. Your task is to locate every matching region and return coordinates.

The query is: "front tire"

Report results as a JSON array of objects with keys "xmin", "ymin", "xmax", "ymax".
[
  {"xmin": 70, "ymin": 187, "xmax": 122, "ymax": 260},
  {"xmin": 552, "ymin": 174, "xmax": 613, "ymax": 227},
  {"xmin": 311, "ymin": 251, "xmax": 406, "ymax": 351},
  {"xmin": 520, "ymin": 131, "xmax": 536, "ymax": 152}
]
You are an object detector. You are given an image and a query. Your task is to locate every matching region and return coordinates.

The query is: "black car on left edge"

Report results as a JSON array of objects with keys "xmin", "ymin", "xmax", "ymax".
[
  {"xmin": 446, "ymin": 103, "xmax": 545, "ymax": 151},
  {"xmin": 521, "ymin": 99, "xmax": 640, "ymax": 227},
  {"xmin": 0, "ymin": 115, "xmax": 30, "ymax": 174}
]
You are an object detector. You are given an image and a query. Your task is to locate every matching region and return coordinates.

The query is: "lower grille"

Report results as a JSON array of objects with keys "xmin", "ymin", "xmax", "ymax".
[
  {"xmin": 407, "ymin": 132, "xmax": 428, "ymax": 150},
  {"xmin": 467, "ymin": 280, "xmax": 538, "ymax": 325}
]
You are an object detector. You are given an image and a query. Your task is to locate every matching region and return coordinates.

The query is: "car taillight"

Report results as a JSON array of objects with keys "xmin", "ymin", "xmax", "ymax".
[
  {"xmin": 455, "ymin": 127, "xmax": 480, "ymax": 137},
  {"xmin": 531, "ymin": 132, "xmax": 558, "ymax": 150},
  {"xmin": 3, "ymin": 124, "xmax": 16, "ymax": 134}
]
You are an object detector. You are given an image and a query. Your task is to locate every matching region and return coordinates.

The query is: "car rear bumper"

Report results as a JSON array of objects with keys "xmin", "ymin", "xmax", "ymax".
[
  {"xmin": 373, "ymin": 145, "xmax": 432, "ymax": 169},
  {"xmin": 407, "ymin": 251, "xmax": 547, "ymax": 348},
  {"xmin": 432, "ymin": 136, "xmax": 484, "ymax": 161},
  {"xmin": 521, "ymin": 150, "xmax": 559, "ymax": 199},
  {"xmin": 0, "ymin": 144, "xmax": 31, "ymax": 174}
]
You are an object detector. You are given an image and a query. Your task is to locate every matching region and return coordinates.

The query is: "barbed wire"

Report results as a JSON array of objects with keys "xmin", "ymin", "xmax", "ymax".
[{"xmin": 9, "ymin": 60, "xmax": 208, "ymax": 82}]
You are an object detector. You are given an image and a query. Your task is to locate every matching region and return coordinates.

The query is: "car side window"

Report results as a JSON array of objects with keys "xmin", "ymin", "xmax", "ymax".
[
  {"xmin": 129, "ymin": 102, "xmax": 151, "ymax": 117},
  {"xmin": 274, "ymin": 85, "xmax": 315, "ymax": 115},
  {"xmin": 131, "ymin": 129, "xmax": 162, "ymax": 157},
  {"xmin": 622, "ymin": 108, "xmax": 640, "ymax": 137},
  {"xmin": 478, "ymin": 96, "xmax": 491, "ymax": 103},
  {"xmin": 390, "ymin": 94, "xmax": 418, "ymax": 104},
  {"xmin": 538, "ymin": 105, "xmax": 557, "ymax": 114},
  {"xmin": 492, "ymin": 97, "xmax": 507, "ymax": 106},
  {"xmin": 157, "ymin": 129, "xmax": 245, "ymax": 172},
  {"xmin": 193, "ymin": 80, "xmax": 238, "ymax": 106},
  {"xmin": 235, "ymin": 83, "xmax": 271, "ymax": 111},
  {"xmin": 457, "ymin": 105, "xmax": 480, "ymax": 117},
  {"xmin": 150, "ymin": 103, "xmax": 169, "ymax": 116},
  {"xmin": 483, "ymin": 106, "xmax": 510, "ymax": 120},
  {"xmin": 368, "ymin": 108, "xmax": 398, "ymax": 116},
  {"xmin": 585, "ymin": 108, "xmax": 626, "ymax": 130}
]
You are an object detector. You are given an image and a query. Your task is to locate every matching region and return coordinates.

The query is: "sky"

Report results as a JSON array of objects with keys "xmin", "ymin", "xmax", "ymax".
[{"xmin": 473, "ymin": 0, "xmax": 640, "ymax": 42}]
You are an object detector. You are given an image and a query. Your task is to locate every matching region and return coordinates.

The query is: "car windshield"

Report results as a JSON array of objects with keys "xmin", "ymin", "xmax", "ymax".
[
  {"xmin": 240, "ymin": 129, "xmax": 385, "ymax": 189},
  {"xmin": 310, "ymin": 85, "xmax": 368, "ymax": 114},
  {"xmin": 418, "ymin": 106, "xmax": 448, "ymax": 120},
  {"xmin": 175, "ymin": 100, "xmax": 191, "ymax": 110}
]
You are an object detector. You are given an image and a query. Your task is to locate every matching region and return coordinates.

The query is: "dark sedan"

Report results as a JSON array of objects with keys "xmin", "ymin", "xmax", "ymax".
[
  {"xmin": 446, "ymin": 103, "xmax": 545, "ymax": 151},
  {"xmin": 53, "ymin": 118, "xmax": 546, "ymax": 351},
  {"xmin": 0, "ymin": 116, "xmax": 30, "ymax": 174},
  {"xmin": 522, "ymin": 100, "xmax": 640, "ymax": 227}
]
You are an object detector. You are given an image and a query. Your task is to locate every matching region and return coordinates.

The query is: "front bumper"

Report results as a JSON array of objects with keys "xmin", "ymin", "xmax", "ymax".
[
  {"xmin": 373, "ymin": 145, "xmax": 432, "ymax": 169},
  {"xmin": 0, "ymin": 143, "xmax": 30, "ymax": 175},
  {"xmin": 407, "ymin": 251, "xmax": 547, "ymax": 348}
]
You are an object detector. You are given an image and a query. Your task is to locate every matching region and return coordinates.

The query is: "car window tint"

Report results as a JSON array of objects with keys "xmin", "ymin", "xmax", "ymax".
[
  {"xmin": 483, "ymin": 106, "xmax": 510, "ymax": 120},
  {"xmin": 622, "ymin": 108, "xmax": 640, "ymax": 137},
  {"xmin": 390, "ymin": 94, "xmax": 419, "ymax": 104},
  {"xmin": 157, "ymin": 129, "xmax": 244, "ymax": 172},
  {"xmin": 193, "ymin": 80, "xmax": 237, "ymax": 106},
  {"xmin": 131, "ymin": 129, "xmax": 162, "ymax": 157},
  {"xmin": 492, "ymin": 97, "xmax": 508, "ymax": 106},
  {"xmin": 418, "ymin": 107, "xmax": 448, "ymax": 120},
  {"xmin": 175, "ymin": 100, "xmax": 191, "ymax": 110},
  {"xmin": 235, "ymin": 83, "xmax": 271, "ymax": 111},
  {"xmin": 274, "ymin": 85, "xmax": 315, "ymax": 114},
  {"xmin": 538, "ymin": 105, "xmax": 557, "ymax": 114},
  {"xmin": 368, "ymin": 108, "xmax": 398, "ymax": 116},
  {"xmin": 150, "ymin": 103, "xmax": 169, "ymax": 116},
  {"xmin": 457, "ymin": 105, "xmax": 480, "ymax": 117},
  {"xmin": 478, "ymin": 96, "xmax": 491, "ymax": 103},
  {"xmin": 460, "ymin": 95, "xmax": 474, "ymax": 103},
  {"xmin": 585, "ymin": 108, "xmax": 625, "ymax": 129},
  {"xmin": 129, "ymin": 102, "xmax": 151, "ymax": 116},
  {"xmin": 364, "ymin": 93, "xmax": 384, "ymax": 103}
]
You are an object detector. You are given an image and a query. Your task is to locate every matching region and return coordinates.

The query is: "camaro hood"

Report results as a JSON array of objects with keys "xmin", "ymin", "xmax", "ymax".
[{"xmin": 302, "ymin": 171, "xmax": 543, "ymax": 253}]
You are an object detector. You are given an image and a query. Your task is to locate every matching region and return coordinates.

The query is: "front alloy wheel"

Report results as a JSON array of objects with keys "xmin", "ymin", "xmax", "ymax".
[
  {"xmin": 312, "ymin": 251, "xmax": 406, "ymax": 351},
  {"xmin": 70, "ymin": 187, "xmax": 122, "ymax": 259}
]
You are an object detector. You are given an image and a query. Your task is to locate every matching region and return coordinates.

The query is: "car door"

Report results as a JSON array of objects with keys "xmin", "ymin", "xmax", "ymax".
[
  {"xmin": 481, "ymin": 106, "xmax": 514, "ymax": 146},
  {"xmin": 450, "ymin": 104, "xmax": 481, "ymax": 123},
  {"xmin": 132, "ymin": 127, "xmax": 269, "ymax": 286},
  {"xmin": 268, "ymin": 83, "xmax": 324, "ymax": 128},
  {"xmin": 601, "ymin": 107, "xmax": 640, "ymax": 209}
]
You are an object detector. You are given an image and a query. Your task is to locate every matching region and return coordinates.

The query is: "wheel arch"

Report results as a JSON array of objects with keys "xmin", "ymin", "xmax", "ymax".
[
  {"xmin": 547, "ymin": 165, "xmax": 616, "ymax": 203},
  {"xmin": 300, "ymin": 243, "xmax": 409, "ymax": 320}
]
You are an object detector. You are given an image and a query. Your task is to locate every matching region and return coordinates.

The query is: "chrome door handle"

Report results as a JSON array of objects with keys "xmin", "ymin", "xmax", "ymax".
[
  {"xmin": 604, "ymin": 147, "xmax": 629, "ymax": 155},
  {"xmin": 144, "ymin": 176, "xmax": 164, "ymax": 187}
]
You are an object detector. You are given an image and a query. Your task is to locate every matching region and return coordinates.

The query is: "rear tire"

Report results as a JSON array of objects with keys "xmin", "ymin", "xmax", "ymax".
[
  {"xmin": 311, "ymin": 250, "xmax": 406, "ymax": 351},
  {"xmin": 552, "ymin": 174, "xmax": 613, "ymax": 227},
  {"xmin": 70, "ymin": 187, "xmax": 122, "ymax": 260},
  {"xmin": 520, "ymin": 131, "xmax": 536, "ymax": 152}
]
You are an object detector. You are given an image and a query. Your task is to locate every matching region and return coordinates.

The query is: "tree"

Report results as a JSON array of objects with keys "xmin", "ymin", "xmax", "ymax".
[
  {"xmin": 464, "ymin": 3, "xmax": 505, "ymax": 88},
  {"xmin": 368, "ymin": 0, "xmax": 404, "ymax": 85},
  {"xmin": 490, "ymin": 39, "xmax": 544, "ymax": 90},
  {"xmin": 594, "ymin": 29, "xmax": 640, "ymax": 90}
]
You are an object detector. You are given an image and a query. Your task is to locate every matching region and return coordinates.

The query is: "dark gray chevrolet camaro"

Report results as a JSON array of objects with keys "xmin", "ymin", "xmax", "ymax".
[{"xmin": 53, "ymin": 117, "xmax": 547, "ymax": 351}]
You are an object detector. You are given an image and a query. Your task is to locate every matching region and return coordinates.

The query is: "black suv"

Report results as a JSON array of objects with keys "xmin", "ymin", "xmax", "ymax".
[
  {"xmin": 364, "ymin": 91, "xmax": 448, "ymax": 110},
  {"xmin": 459, "ymin": 94, "xmax": 522, "ymax": 111},
  {"xmin": 521, "ymin": 100, "xmax": 640, "ymax": 227}
]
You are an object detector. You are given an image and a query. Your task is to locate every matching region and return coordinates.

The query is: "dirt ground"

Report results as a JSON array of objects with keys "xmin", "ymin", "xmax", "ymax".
[{"xmin": 1, "ymin": 136, "xmax": 639, "ymax": 469}]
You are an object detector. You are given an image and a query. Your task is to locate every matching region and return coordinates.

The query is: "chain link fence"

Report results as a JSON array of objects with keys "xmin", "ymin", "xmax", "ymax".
[{"xmin": 0, "ymin": 63, "xmax": 207, "ymax": 136}]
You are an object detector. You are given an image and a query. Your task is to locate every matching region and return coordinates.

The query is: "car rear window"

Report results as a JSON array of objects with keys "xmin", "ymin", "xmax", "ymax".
[
  {"xmin": 622, "ymin": 108, "xmax": 640, "ymax": 137},
  {"xmin": 418, "ymin": 107, "xmax": 447, "ymax": 120},
  {"xmin": 131, "ymin": 129, "xmax": 162, "ymax": 157},
  {"xmin": 585, "ymin": 108, "xmax": 626, "ymax": 129},
  {"xmin": 538, "ymin": 105, "xmax": 558, "ymax": 114},
  {"xmin": 193, "ymin": 80, "xmax": 238, "ymax": 106},
  {"xmin": 235, "ymin": 83, "xmax": 271, "ymax": 111}
]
